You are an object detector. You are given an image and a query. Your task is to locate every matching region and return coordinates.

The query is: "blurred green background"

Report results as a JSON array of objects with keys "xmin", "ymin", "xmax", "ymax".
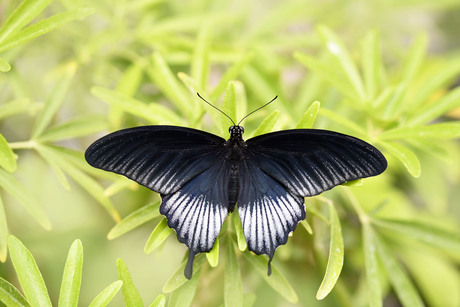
[{"xmin": 1, "ymin": 0, "xmax": 460, "ymax": 306}]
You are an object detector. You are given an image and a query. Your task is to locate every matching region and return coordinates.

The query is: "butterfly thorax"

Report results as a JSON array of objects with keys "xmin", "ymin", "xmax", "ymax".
[{"xmin": 225, "ymin": 126, "xmax": 246, "ymax": 212}]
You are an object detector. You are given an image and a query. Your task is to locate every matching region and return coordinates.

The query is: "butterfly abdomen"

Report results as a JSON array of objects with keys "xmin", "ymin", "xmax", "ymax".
[{"xmin": 228, "ymin": 163, "xmax": 239, "ymax": 212}]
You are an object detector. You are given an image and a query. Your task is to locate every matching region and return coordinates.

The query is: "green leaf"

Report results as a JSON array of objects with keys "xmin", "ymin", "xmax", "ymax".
[
  {"xmin": 374, "ymin": 233, "xmax": 424, "ymax": 307},
  {"xmin": 0, "ymin": 133, "xmax": 17, "ymax": 173},
  {"xmin": 295, "ymin": 101, "xmax": 320, "ymax": 129},
  {"xmin": 37, "ymin": 115, "xmax": 108, "ymax": 142},
  {"xmin": 242, "ymin": 253, "xmax": 298, "ymax": 303},
  {"xmin": 162, "ymin": 254, "xmax": 206, "ymax": 293},
  {"xmin": 149, "ymin": 294, "xmax": 166, "ymax": 307},
  {"xmin": 0, "ymin": 58, "xmax": 11, "ymax": 72},
  {"xmin": 210, "ymin": 53, "xmax": 254, "ymax": 101},
  {"xmin": 221, "ymin": 81, "xmax": 238, "ymax": 136},
  {"xmin": 0, "ymin": 277, "xmax": 30, "ymax": 307},
  {"xmin": 8, "ymin": 236, "xmax": 52, "ymax": 307},
  {"xmin": 0, "ymin": 168, "xmax": 51, "ymax": 230},
  {"xmin": 108, "ymin": 202, "xmax": 161, "ymax": 240},
  {"xmin": 168, "ymin": 268, "xmax": 200, "ymax": 307},
  {"xmin": 191, "ymin": 22, "xmax": 211, "ymax": 90},
  {"xmin": 400, "ymin": 33, "xmax": 428, "ymax": 85},
  {"xmin": 147, "ymin": 52, "xmax": 193, "ymax": 116},
  {"xmin": 0, "ymin": 8, "xmax": 95, "ymax": 52},
  {"xmin": 316, "ymin": 203, "xmax": 344, "ymax": 300},
  {"xmin": 317, "ymin": 25, "xmax": 365, "ymax": 102},
  {"xmin": 0, "ymin": 196, "xmax": 7, "ymax": 262},
  {"xmin": 117, "ymin": 259, "xmax": 144, "ymax": 307},
  {"xmin": 300, "ymin": 219, "xmax": 313, "ymax": 235},
  {"xmin": 206, "ymin": 237, "xmax": 219, "ymax": 268},
  {"xmin": 408, "ymin": 86, "xmax": 460, "ymax": 126},
  {"xmin": 318, "ymin": 108, "xmax": 367, "ymax": 137},
  {"xmin": 35, "ymin": 144, "xmax": 71, "ymax": 190},
  {"xmin": 380, "ymin": 122, "xmax": 460, "ymax": 141},
  {"xmin": 372, "ymin": 218, "xmax": 460, "ymax": 251},
  {"xmin": 252, "ymin": 110, "xmax": 280, "ymax": 137},
  {"xmin": 31, "ymin": 64, "xmax": 76, "ymax": 139},
  {"xmin": 0, "ymin": 98, "xmax": 30, "ymax": 120},
  {"xmin": 88, "ymin": 280, "xmax": 123, "ymax": 307},
  {"xmin": 58, "ymin": 240, "xmax": 83, "ymax": 307},
  {"xmin": 224, "ymin": 241, "xmax": 242, "ymax": 307},
  {"xmin": 381, "ymin": 84, "xmax": 407, "ymax": 120},
  {"xmin": 232, "ymin": 214, "xmax": 247, "ymax": 252},
  {"xmin": 91, "ymin": 87, "xmax": 183, "ymax": 125},
  {"xmin": 360, "ymin": 30, "xmax": 381, "ymax": 102},
  {"xmin": 362, "ymin": 223, "xmax": 382, "ymax": 307},
  {"xmin": 294, "ymin": 52, "xmax": 359, "ymax": 102},
  {"xmin": 144, "ymin": 218, "xmax": 173, "ymax": 254},
  {"xmin": 0, "ymin": 0, "xmax": 53, "ymax": 45},
  {"xmin": 380, "ymin": 141, "xmax": 421, "ymax": 177}
]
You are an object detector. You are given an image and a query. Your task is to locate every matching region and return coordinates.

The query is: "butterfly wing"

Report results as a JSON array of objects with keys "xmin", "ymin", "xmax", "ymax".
[
  {"xmin": 237, "ymin": 158, "xmax": 306, "ymax": 274},
  {"xmin": 85, "ymin": 125, "xmax": 229, "ymax": 279},
  {"xmin": 85, "ymin": 125, "xmax": 226, "ymax": 194},
  {"xmin": 160, "ymin": 161, "xmax": 230, "ymax": 279},
  {"xmin": 246, "ymin": 129, "xmax": 387, "ymax": 197}
]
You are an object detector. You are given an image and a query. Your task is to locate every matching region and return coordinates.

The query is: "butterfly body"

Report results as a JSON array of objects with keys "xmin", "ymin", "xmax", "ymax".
[{"xmin": 85, "ymin": 124, "xmax": 387, "ymax": 279}]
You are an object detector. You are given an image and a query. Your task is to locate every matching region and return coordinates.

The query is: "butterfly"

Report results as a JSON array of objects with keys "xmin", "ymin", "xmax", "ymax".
[{"xmin": 85, "ymin": 94, "xmax": 387, "ymax": 279}]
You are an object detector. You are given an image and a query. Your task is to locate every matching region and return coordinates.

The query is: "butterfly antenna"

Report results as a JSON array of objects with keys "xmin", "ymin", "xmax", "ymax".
[
  {"xmin": 237, "ymin": 95, "xmax": 278, "ymax": 126},
  {"xmin": 197, "ymin": 93, "xmax": 236, "ymax": 126}
]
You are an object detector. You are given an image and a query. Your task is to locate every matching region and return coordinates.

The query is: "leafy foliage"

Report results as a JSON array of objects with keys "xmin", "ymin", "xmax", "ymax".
[{"xmin": 1, "ymin": 0, "xmax": 460, "ymax": 306}]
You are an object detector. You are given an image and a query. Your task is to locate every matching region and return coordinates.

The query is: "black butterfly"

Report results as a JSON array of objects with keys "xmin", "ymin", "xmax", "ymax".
[{"xmin": 85, "ymin": 96, "xmax": 387, "ymax": 279}]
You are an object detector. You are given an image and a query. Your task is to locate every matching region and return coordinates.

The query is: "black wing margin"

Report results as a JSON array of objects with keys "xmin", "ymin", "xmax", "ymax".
[
  {"xmin": 246, "ymin": 129, "xmax": 387, "ymax": 197},
  {"xmin": 85, "ymin": 126, "xmax": 226, "ymax": 195}
]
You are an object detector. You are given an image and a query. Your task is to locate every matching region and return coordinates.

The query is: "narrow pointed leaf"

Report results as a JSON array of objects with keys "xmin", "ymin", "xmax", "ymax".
[
  {"xmin": 191, "ymin": 23, "xmax": 211, "ymax": 90},
  {"xmin": 117, "ymin": 259, "xmax": 144, "ymax": 307},
  {"xmin": 318, "ymin": 25, "xmax": 365, "ymax": 102},
  {"xmin": 233, "ymin": 214, "xmax": 247, "ymax": 252},
  {"xmin": 144, "ymin": 218, "xmax": 173, "ymax": 254},
  {"xmin": 243, "ymin": 253, "xmax": 298, "ymax": 303},
  {"xmin": 361, "ymin": 30, "xmax": 381, "ymax": 102},
  {"xmin": 0, "ymin": 0, "xmax": 53, "ymax": 45},
  {"xmin": 149, "ymin": 294, "xmax": 166, "ymax": 307},
  {"xmin": 210, "ymin": 53, "xmax": 254, "ymax": 101},
  {"xmin": 0, "ymin": 133, "xmax": 17, "ymax": 173},
  {"xmin": 400, "ymin": 34, "xmax": 427, "ymax": 84},
  {"xmin": 300, "ymin": 220, "xmax": 313, "ymax": 235},
  {"xmin": 162, "ymin": 254, "xmax": 206, "ymax": 293},
  {"xmin": 221, "ymin": 81, "xmax": 237, "ymax": 136},
  {"xmin": 0, "ymin": 58, "xmax": 10, "ymax": 72},
  {"xmin": 88, "ymin": 281, "xmax": 123, "ymax": 307},
  {"xmin": 316, "ymin": 203, "xmax": 344, "ymax": 300},
  {"xmin": 206, "ymin": 237, "xmax": 219, "ymax": 268},
  {"xmin": 252, "ymin": 110, "xmax": 280, "ymax": 137},
  {"xmin": 0, "ymin": 169, "xmax": 51, "ymax": 230},
  {"xmin": 35, "ymin": 144, "xmax": 71, "ymax": 190},
  {"xmin": 318, "ymin": 108, "xmax": 367, "ymax": 136},
  {"xmin": 295, "ymin": 101, "xmax": 320, "ymax": 129},
  {"xmin": 0, "ymin": 277, "xmax": 30, "ymax": 307},
  {"xmin": 0, "ymin": 8, "xmax": 95, "ymax": 52},
  {"xmin": 362, "ymin": 223, "xmax": 382, "ymax": 307},
  {"xmin": 37, "ymin": 115, "xmax": 108, "ymax": 142},
  {"xmin": 380, "ymin": 122, "xmax": 460, "ymax": 141},
  {"xmin": 372, "ymin": 218, "xmax": 460, "ymax": 251},
  {"xmin": 168, "ymin": 269, "xmax": 201, "ymax": 307},
  {"xmin": 380, "ymin": 141, "xmax": 421, "ymax": 177},
  {"xmin": 58, "ymin": 240, "xmax": 83, "ymax": 307},
  {"xmin": 91, "ymin": 87, "xmax": 183, "ymax": 125},
  {"xmin": 0, "ymin": 98, "xmax": 30, "ymax": 120},
  {"xmin": 108, "ymin": 202, "xmax": 160, "ymax": 240},
  {"xmin": 31, "ymin": 64, "xmax": 76, "ymax": 139},
  {"xmin": 374, "ymin": 233, "xmax": 424, "ymax": 307},
  {"xmin": 0, "ymin": 196, "xmax": 7, "ymax": 262},
  {"xmin": 224, "ymin": 241, "xmax": 242, "ymax": 307},
  {"xmin": 8, "ymin": 236, "xmax": 52, "ymax": 307}
]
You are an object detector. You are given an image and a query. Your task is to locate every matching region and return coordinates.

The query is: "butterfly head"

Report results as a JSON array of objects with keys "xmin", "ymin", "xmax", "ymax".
[{"xmin": 229, "ymin": 125, "xmax": 244, "ymax": 137}]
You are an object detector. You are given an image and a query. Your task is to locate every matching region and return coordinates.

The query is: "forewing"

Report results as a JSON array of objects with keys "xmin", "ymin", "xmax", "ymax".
[
  {"xmin": 160, "ymin": 161, "xmax": 230, "ymax": 279},
  {"xmin": 85, "ymin": 126, "xmax": 226, "ymax": 194},
  {"xmin": 246, "ymin": 129, "xmax": 387, "ymax": 197},
  {"xmin": 237, "ymin": 158, "xmax": 306, "ymax": 270}
]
